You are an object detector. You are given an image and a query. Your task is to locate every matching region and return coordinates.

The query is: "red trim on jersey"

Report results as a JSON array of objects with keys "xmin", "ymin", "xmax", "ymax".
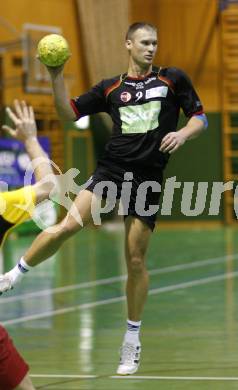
[
  {"xmin": 70, "ymin": 99, "xmax": 81, "ymax": 119},
  {"xmin": 105, "ymin": 79, "xmax": 122, "ymax": 98},
  {"xmin": 190, "ymin": 110, "xmax": 204, "ymax": 117},
  {"xmin": 158, "ymin": 76, "xmax": 175, "ymax": 93}
]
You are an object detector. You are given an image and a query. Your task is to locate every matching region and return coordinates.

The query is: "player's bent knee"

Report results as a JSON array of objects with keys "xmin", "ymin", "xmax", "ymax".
[{"xmin": 58, "ymin": 218, "xmax": 84, "ymax": 239}]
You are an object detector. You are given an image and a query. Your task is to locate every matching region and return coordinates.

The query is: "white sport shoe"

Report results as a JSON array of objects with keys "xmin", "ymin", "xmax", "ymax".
[
  {"xmin": 0, "ymin": 273, "xmax": 13, "ymax": 294},
  {"xmin": 116, "ymin": 342, "xmax": 141, "ymax": 375}
]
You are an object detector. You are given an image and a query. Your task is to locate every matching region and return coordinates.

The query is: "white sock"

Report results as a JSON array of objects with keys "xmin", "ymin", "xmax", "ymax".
[
  {"xmin": 7, "ymin": 257, "xmax": 32, "ymax": 286},
  {"xmin": 124, "ymin": 319, "xmax": 141, "ymax": 345}
]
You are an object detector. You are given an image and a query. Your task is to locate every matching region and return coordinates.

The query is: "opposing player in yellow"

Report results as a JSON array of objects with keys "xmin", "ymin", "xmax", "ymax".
[
  {"xmin": 0, "ymin": 100, "xmax": 55, "ymax": 251},
  {"xmin": 0, "ymin": 100, "xmax": 55, "ymax": 390}
]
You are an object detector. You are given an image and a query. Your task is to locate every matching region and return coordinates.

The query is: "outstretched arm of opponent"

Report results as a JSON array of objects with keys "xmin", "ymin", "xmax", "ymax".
[{"xmin": 2, "ymin": 100, "xmax": 56, "ymax": 203}]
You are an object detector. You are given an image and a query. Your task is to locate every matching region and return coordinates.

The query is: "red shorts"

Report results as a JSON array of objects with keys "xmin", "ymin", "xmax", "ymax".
[{"xmin": 0, "ymin": 325, "xmax": 29, "ymax": 390}]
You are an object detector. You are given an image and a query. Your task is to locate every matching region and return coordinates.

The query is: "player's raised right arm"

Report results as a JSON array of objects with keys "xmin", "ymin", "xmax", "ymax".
[{"xmin": 47, "ymin": 65, "xmax": 77, "ymax": 121}]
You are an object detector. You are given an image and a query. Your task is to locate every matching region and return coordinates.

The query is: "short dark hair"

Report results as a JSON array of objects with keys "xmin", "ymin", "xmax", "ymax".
[{"xmin": 126, "ymin": 22, "xmax": 157, "ymax": 40}]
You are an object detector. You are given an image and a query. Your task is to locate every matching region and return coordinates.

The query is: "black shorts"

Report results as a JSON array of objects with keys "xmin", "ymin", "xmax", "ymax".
[{"xmin": 86, "ymin": 162, "xmax": 163, "ymax": 231}]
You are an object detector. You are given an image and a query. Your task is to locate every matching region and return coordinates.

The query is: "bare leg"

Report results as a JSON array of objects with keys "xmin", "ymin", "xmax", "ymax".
[
  {"xmin": 116, "ymin": 217, "xmax": 152, "ymax": 375},
  {"xmin": 124, "ymin": 216, "xmax": 152, "ymax": 321},
  {"xmin": 15, "ymin": 373, "xmax": 35, "ymax": 390},
  {"xmin": 24, "ymin": 190, "xmax": 94, "ymax": 267}
]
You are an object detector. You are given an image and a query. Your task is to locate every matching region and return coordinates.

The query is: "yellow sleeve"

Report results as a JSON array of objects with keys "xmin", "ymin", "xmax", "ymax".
[{"xmin": 0, "ymin": 186, "xmax": 36, "ymax": 224}]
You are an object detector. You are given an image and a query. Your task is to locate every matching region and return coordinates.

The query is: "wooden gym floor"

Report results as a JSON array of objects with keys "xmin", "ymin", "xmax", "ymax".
[{"xmin": 1, "ymin": 225, "xmax": 238, "ymax": 389}]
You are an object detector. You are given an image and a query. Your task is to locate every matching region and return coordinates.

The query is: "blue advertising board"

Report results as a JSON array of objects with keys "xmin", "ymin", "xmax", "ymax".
[{"xmin": 0, "ymin": 137, "xmax": 50, "ymax": 189}]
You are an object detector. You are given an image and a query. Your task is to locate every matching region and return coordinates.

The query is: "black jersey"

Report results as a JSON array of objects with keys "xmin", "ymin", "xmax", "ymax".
[{"xmin": 71, "ymin": 66, "xmax": 204, "ymax": 177}]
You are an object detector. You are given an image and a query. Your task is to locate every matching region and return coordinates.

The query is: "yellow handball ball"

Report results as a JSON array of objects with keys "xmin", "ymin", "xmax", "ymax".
[{"xmin": 37, "ymin": 34, "xmax": 70, "ymax": 67}]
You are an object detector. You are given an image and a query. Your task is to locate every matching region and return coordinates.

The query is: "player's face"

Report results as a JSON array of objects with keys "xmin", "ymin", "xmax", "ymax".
[{"xmin": 126, "ymin": 28, "xmax": 158, "ymax": 68}]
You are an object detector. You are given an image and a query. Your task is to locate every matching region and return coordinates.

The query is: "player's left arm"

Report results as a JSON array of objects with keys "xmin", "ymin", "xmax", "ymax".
[
  {"xmin": 160, "ymin": 68, "xmax": 207, "ymax": 154},
  {"xmin": 159, "ymin": 114, "xmax": 207, "ymax": 154}
]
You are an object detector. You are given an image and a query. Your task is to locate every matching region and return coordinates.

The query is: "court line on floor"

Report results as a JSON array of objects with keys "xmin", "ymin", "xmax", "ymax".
[
  {"xmin": 31, "ymin": 374, "xmax": 96, "ymax": 379},
  {"xmin": 111, "ymin": 375, "xmax": 238, "ymax": 381},
  {"xmin": 1, "ymin": 253, "xmax": 238, "ymax": 304},
  {"xmin": 2, "ymin": 270, "xmax": 238, "ymax": 326},
  {"xmin": 30, "ymin": 374, "xmax": 238, "ymax": 381},
  {"xmin": 30, "ymin": 374, "xmax": 96, "ymax": 379}
]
